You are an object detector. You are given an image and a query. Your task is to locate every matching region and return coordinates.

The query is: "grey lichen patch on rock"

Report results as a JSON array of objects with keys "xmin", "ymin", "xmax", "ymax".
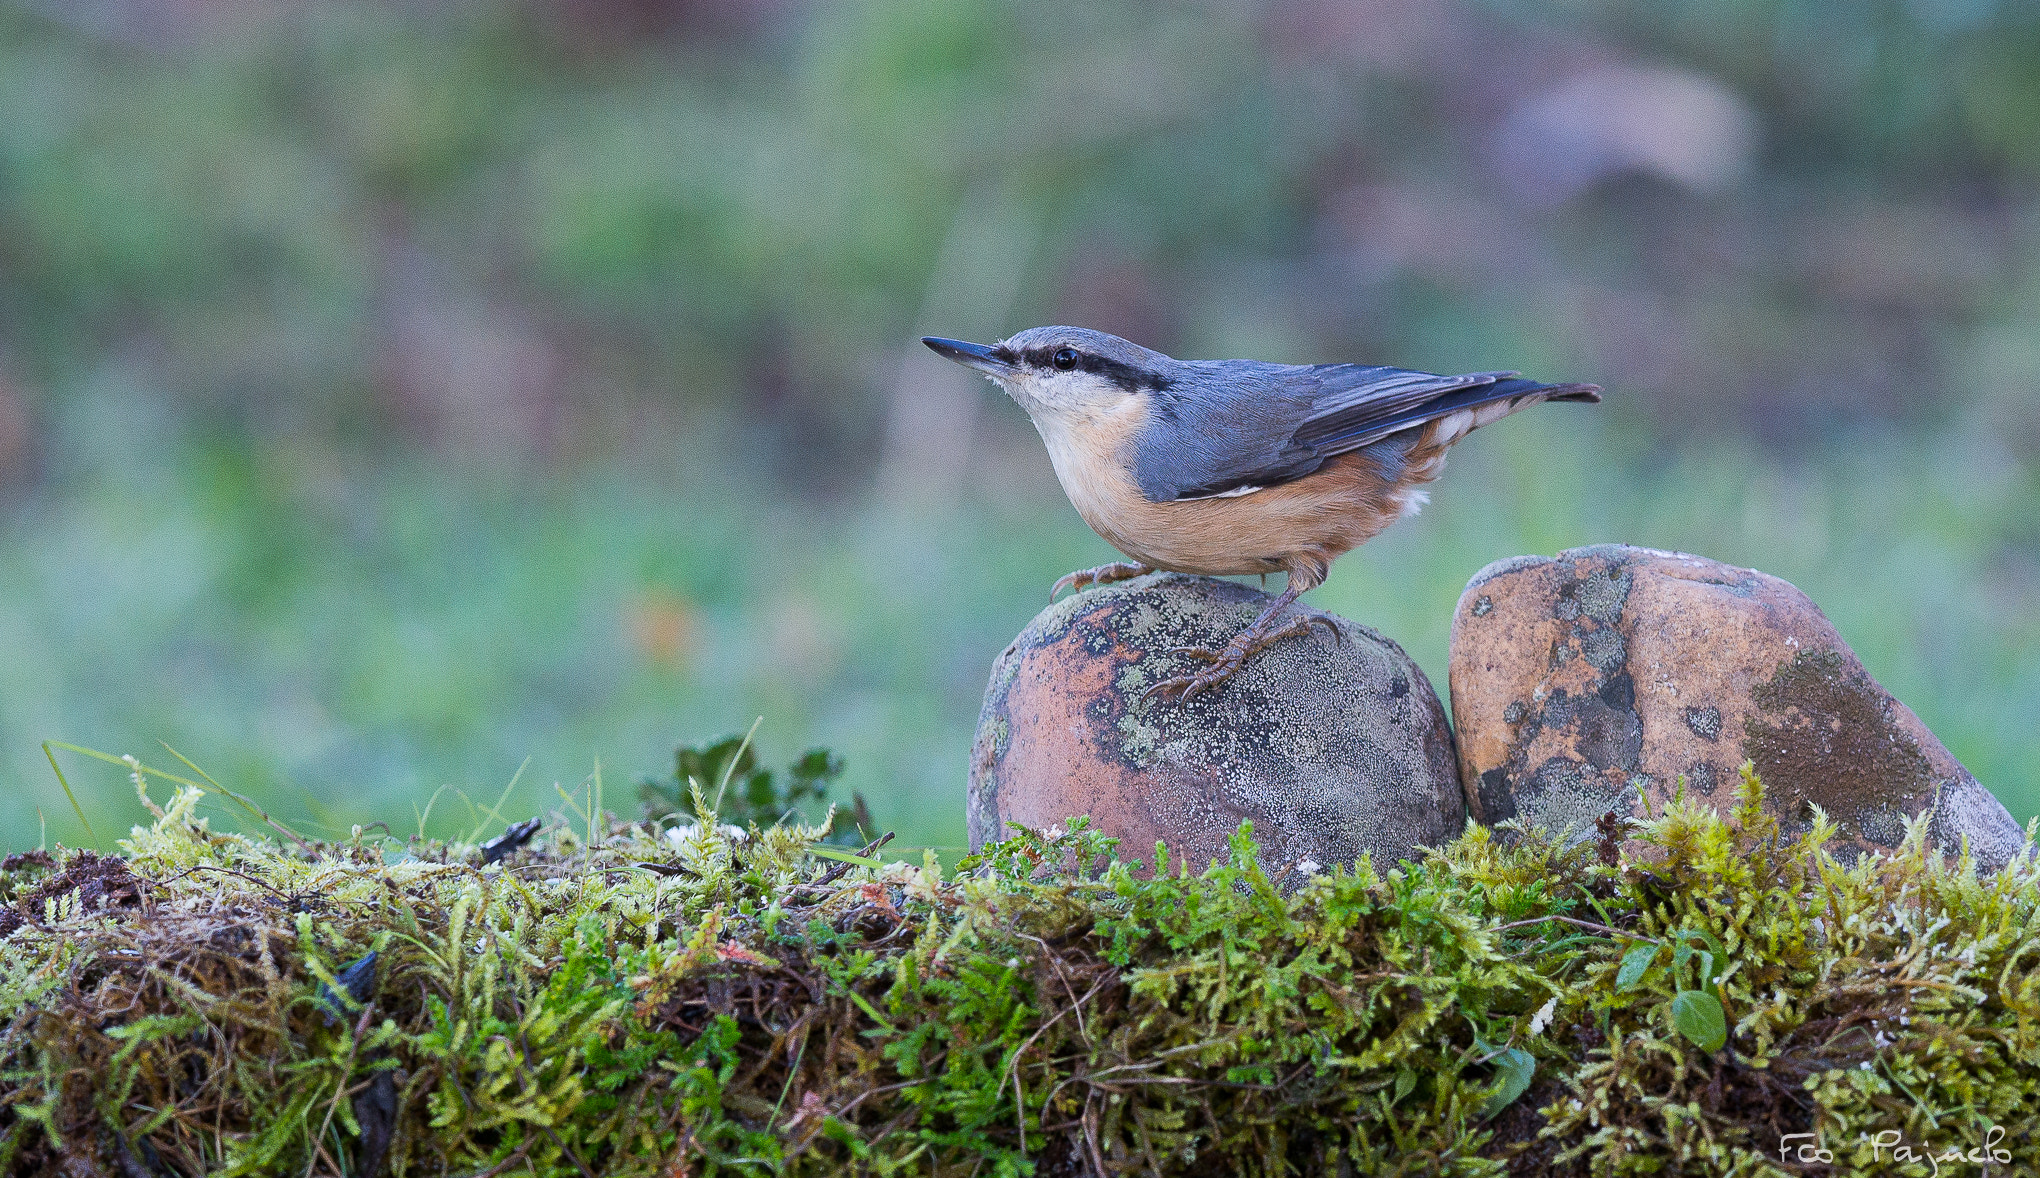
[
  {"xmin": 1512, "ymin": 759, "xmax": 1634, "ymax": 844},
  {"xmin": 971, "ymin": 572, "xmax": 1464, "ymax": 878},
  {"xmin": 1929, "ymin": 777, "xmax": 2031, "ymax": 869},
  {"xmin": 986, "ymin": 638, "xmax": 1027, "ymax": 706},
  {"xmin": 1119, "ymin": 600, "xmax": 1169, "ymax": 642},
  {"xmin": 1112, "ymin": 658, "xmax": 1155, "ymax": 695},
  {"xmin": 1579, "ymin": 627, "xmax": 1626, "ymax": 671},
  {"xmin": 1028, "ymin": 587, "xmax": 1104, "ymax": 646},
  {"xmin": 1113, "ymin": 703, "xmax": 1162, "ymax": 768},
  {"xmin": 1571, "ymin": 566, "xmax": 1632, "ymax": 625}
]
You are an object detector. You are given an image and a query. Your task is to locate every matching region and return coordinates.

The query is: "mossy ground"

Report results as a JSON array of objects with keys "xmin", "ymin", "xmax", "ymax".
[{"xmin": 3, "ymin": 763, "xmax": 2038, "ymax": 1176}]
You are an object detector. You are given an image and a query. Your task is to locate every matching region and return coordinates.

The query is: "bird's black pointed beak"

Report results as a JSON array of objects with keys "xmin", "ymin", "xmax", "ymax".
[{"xmin": 922, "ymin": 336, "xmax": 1015, "ymax": 377}]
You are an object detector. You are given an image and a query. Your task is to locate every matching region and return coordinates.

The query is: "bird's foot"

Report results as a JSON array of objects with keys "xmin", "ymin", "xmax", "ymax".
[
  {"xmin": 1143, "ymin": 613, "xmax": 1340, "ymax": 701},
  {"xmin": 1051, "ymin": 561, "xmax": 1153, "ymax": 601}
]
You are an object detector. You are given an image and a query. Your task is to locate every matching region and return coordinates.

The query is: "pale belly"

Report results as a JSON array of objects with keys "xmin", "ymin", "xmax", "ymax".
[
  {"xmin": 1047, "ymin": 435, "xmax": 1423, "ymax": 577},
  {"xmin": 1025, "ymin": 392, "xmax": 1528, "ymax": 580}
]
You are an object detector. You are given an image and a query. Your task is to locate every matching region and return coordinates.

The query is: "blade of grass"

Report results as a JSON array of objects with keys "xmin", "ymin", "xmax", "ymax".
[
  {"xmin": 553, "ymin": 778, "xmax": 591, "ymax": 827},
  {"xmin": 842, "ymin": 987, "xmax": 897, "ymax": 1033},
  {"xmin": 807, "ymin": 846, "xmax": 882, "ymax": 868},
  {"xmin": 415, "ymin": 783, "xmax": 453, "ymax": 842},
  {"xmin": 41, "ymin": 741, "xmax": 99, "ymax": 845},
  {"xmin": 586, "ymin": 758, "xmax": 601, "ymax": 876},
  {"xmin": 160, "ymin": 742, "xmax": 315, "ymax": 855},
  {"xmin": 46, "ymin": 741, "xmax": 206, "ymax": 790},
  {"xmin": 465, "ymin": 756, "xmax": 533, "ymax": 843},
  {"xmin": 710, "ymin": 716, "xmax": 764, "ymax": 816},
  {"xmin": 289, "ymin": 782, "xmax": 350, "ymax": 839}
]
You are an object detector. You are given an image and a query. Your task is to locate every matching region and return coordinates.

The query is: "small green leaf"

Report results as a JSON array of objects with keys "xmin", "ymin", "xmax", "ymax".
[
  {"xmin": 1673, "ymin": 927, "xmax": 1728, "ymax": 981},
  {"xmin": 788, "ymin": 748, "xmax": 846, "ymax": 794},
  {"xmin": 1671, "ymin": 990, "xmax": 1727, "ymax": 1052},
  {"xmin": 1616, "ymin": 942, "xmax": 1657, "ymax": 990},
  {"xmin": 807, "ymin": 845, "xmax": 881, "ymax": 868},
  {"xmin": 1480, "ymin": 1048, "xmax": 1536, "ymax": 1118},
  {"xmin": 840, "ymin": 987, "xmax": 897, "ymax": 1033},
  {"xmin": 1393, "ymin": 1066, "xmax": 1416, "ymax": 1105}
]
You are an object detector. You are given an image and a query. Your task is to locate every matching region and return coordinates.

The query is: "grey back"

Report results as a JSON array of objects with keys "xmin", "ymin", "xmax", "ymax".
[{"xmin": 1131, "ymin": 360, "xmax": 1514, "ymax": 500}]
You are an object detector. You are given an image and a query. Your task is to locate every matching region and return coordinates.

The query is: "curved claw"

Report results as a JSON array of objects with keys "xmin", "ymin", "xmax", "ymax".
[
  {"xmin": 1143, "ymin": 649, "xmax": 1249, "ymax": 702},
  {"xmin": 1145, "ymin": 667, "xmax": 1237, "ymax": 702},
  {"xmin": 1145, "ymin": 609, "xmax": 1340, "ymax": 702},
  {"xmin": 1143, "ymin": 670, "xmax": 1216, "ymax": 702},
  {"xmin": 1050, "ymin": 561, "xmax": 1152, "ymax": 602},
  {"xmin": 1140, "ymin": 679, "xmax": 1181, "ymax": 703}
]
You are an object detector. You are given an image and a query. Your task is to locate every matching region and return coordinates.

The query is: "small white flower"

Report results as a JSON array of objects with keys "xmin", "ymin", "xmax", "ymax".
[
  {"xmin": 1296, "ymin": 859, "xmax": 1322, "ymax": 875},
  {"xmin": 1530, "ymin": 996, "xmax": 1558, "ymax": 1036},
  {"xmin": 667, "ymin": 822, "xmax": 747, "ymax": 847}
]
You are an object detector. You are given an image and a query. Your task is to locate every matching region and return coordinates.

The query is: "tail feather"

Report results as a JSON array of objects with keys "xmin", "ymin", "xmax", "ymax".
[
  {"xmin": 1331, "ymin": 376, "xmax": 1602, "ymax": 455},
  {"xmin": 1479, "ymin": 376, "xmax": 1602, "ymax": 405},
  {"xmin": 1530, "ymin": 381, "xmax": 1602, "ymax": 404}
]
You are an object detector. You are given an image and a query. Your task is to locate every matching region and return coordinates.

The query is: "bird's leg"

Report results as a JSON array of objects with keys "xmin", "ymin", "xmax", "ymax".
[
  {"xmin": 1145, "ymin": 563, "xmax": 1339, "ymax": 702},
  {"xmin": 1051, "ymin": 561, "xmax": 1153, "ymax": 601}
]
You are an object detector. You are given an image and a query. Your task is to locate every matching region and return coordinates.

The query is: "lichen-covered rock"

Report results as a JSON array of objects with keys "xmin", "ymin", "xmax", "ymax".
[
  {"xmin": 1449, "ymin": 544, "xmax": 2025, "ymax": 868},
  {"xmin": 970, "ymin": 572, "xmax": 1463, "ymax": 875}
]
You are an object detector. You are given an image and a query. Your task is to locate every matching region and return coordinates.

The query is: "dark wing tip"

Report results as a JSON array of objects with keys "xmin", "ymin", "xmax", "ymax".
[{"xmin": 1544, "ymin": 382, "xmax": 1602, "ymax": 404}]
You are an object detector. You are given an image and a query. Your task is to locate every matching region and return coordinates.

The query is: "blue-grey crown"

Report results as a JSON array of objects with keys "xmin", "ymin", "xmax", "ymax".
[{"xmin": 995, "ymin": 326, "xmax": 1177, "ymax": 392}]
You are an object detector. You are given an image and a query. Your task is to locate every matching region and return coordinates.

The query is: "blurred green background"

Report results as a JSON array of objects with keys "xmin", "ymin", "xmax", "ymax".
[{"xmin": 3, "ymin": 0, "xmax": 2037, "ymax": 854}]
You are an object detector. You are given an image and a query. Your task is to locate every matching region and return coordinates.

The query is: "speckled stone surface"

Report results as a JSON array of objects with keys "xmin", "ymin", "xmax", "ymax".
[
  {"xmin": 1449, "ymin": 544, "xmax": 2025, "ymax": 869},
  {"xmin": 969, "ymin": 572, "xmax": 1463, "ymax": 875}
]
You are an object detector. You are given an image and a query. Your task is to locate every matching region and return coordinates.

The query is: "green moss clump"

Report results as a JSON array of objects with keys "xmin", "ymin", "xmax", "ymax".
[{"xmin": 2, "ymin": 765, "xmax": 2036, "ymax": 1175}]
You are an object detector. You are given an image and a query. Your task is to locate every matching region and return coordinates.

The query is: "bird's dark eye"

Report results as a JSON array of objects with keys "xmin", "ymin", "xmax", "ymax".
[{"xmin": 1051, "ymin": 347, "xmax": 1080, "ymax": 371}]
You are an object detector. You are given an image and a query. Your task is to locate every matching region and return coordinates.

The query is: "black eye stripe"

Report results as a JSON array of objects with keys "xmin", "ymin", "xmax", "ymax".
[{"xmin": 1019, "ymin": 346, "xmax": 1166, "ymax": 393}]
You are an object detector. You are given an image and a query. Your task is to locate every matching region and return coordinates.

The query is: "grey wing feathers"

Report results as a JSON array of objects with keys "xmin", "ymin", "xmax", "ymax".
[
  {"xmin": 1287, "ymin": 366, "xmax": 1519, "ymax": 453},
  {"xmin": 1140, "ymin": 362, "xmax": 1599, "ymax": 502}
]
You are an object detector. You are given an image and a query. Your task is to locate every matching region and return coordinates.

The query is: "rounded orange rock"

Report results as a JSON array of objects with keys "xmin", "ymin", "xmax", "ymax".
[
  {"xmin": 1449, "ymin": 545, "xmax": 2025, "ymax": 869},
  {"xmin": 969, "ymin": 573, "xmax": 1464, "ymax": 876}
]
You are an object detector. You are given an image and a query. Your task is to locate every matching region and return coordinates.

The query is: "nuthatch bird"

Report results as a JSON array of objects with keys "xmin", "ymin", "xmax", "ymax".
[{"xmin": 924, "ymin": 327, "xmax": 1601, "ymax": 699}]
